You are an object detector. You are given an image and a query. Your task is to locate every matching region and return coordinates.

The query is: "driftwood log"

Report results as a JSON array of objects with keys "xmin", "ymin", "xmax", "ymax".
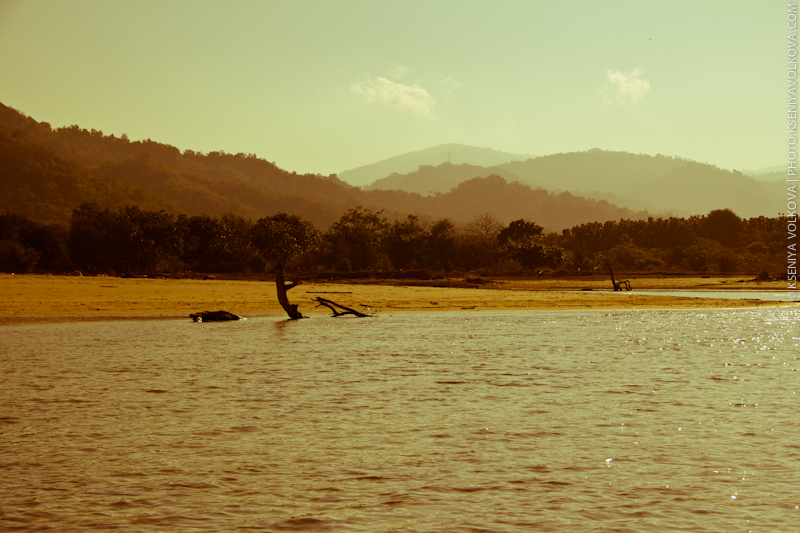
[
  {"xmin": 276, "ymin": 264, "xmax": 305, "ymax": 319},
  {"xmin": 313, "ymin": 297, "xmax": 372, "ymax": 317},
  {"xmin": 190, "ymin": 310, "xmax": 242, "ymax": 322}
]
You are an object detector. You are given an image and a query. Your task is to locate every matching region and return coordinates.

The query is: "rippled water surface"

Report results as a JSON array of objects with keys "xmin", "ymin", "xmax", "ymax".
[
  {"xmin": 593, "ymin": 290, "xmax": 794, "ymax": 302},
  {"xmin": 2, "ymin": 309, "xmax": 800, "ymax": 532}
]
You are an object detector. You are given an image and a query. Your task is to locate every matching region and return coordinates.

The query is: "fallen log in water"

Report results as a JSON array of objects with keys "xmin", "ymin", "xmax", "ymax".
[
  {"xmin": 190, "ymin": 310, "xmax": 243, "ymax": 322},
  {"xmin": 313, "ymin": 297, "xmax": 373, "ymax": 317}
]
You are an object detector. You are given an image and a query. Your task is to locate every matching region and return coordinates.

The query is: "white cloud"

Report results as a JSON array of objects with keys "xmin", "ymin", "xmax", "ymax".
[
  {"xmin": 351, "ymin": 77, "xmax": 436, "ymax": 119},
  {"xmin": 442, "ymin": 76, "xmax": 462, "ymax": 97},
  {"xmin": 602, "ymin": 68, "xmax": 651, "ymax": 105},
  {"xmin": 388, "ymin": 65, "xmax": 409, "ymax": 78}
]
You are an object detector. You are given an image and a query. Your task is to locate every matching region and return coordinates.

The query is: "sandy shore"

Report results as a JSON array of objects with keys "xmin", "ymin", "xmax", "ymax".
[{"xmin": 0, "ymin": 273, "xmax": 793, "ymax": 323}]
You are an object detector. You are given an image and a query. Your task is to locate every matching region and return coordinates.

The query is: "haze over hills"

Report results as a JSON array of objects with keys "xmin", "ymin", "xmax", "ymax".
[
  {"xmin": 366, "ymin": 162, "xmax": 524, "ymax": 195},
  {"xmin": 361, "ymin": 149, "xmax": 782, "ymax": 219},
  {"xmin": 499, "ymin": 150, "xmax": 779, "ymax": 218},
  {"xmin": 742, "ymin": 165, "xmax": 786, "ymax": 184},
  {"xmin": 744, "ymin": 165, "xmax": 784, "ymax": 178},
  {"xmin": 0, "ymin": 102, "xmax": 646, "ymax": 231},
  {"xmin": 338, "ymin": 144, "xmax": 534, "ymax": 187}
]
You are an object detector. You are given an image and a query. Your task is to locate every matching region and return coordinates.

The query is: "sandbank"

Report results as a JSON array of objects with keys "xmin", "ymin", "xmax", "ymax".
[{"xmin": 0, "ymin": 273, "xmax": 793, "ymax": 323}]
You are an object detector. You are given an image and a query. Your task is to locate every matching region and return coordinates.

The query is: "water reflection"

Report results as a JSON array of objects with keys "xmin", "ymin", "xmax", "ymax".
[{"xmin": 272, "ymin": 316, "xmax": 296, "ymax": 337}]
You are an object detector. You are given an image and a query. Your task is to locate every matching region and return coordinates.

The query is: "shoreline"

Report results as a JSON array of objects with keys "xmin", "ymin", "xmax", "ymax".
[{"xmin": 1, "ymin": 273, "xmax": 794, "ymax": 324}]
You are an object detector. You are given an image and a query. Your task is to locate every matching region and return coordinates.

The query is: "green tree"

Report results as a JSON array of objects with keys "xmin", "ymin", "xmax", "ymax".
[
  {"xmin": 423, "ymin": 219, "xmax": 460, "ymax": 271},
  {"xmin": 497, "ymin": 219, "xmax": 544, "ymax": 247},
  {"xmin": 114, "ymin": 206, "xmax": 181, "ymax": 273},
  {"xmin": 68, "ymin": 203, "xmax": 116, "ymax": 272},
  {"xmin": 324, "ymin": 207, "xmax": 388, "ymax": 270},
  {"xmin": 179, "ymin": 214, "xmax": 222, "ymax": 271},
  {"xmin": 699, "ymin": 209, "xmax": 743, "ymax": 247},
  {"xmin": 0, "ymin": 212, "xmax": 69, "ymax": 271},
  {"xmin": 497, "ymin": 219, "xmax": 564, "ymax": 269},
  {"xmin": 384, "ymin": 215, "xmax": 427, "ymax": 269},
  {"xmin": 252, "ymin": 212, "xmax": 319, "ymax": 266},
  {"xmin": 0, "ymin": 239, "xmax": 40, "ymax": 272},
  {"xmin": 218, "ymin": 213, "xmax": 258, "ymax": 272}
]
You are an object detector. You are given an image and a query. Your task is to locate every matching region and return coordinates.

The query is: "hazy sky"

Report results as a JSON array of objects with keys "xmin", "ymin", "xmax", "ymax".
[{"xmin": 0, "ymin": 1, "xmax": 788, "ymax": 175}]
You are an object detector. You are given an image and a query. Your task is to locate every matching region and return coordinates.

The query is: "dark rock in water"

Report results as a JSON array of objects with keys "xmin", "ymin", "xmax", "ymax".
[{"xmin": 190, "ymin": 310, "xmax": 242, "ymax": 322}]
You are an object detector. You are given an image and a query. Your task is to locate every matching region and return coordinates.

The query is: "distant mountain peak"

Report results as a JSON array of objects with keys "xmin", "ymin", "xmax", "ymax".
[{"xmin": 338, "ymin": 143, "xmax": 534, "ymax": 186}]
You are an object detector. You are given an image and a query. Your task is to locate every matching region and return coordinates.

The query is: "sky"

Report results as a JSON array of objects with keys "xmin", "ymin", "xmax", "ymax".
[{"xmin": 0, "ymin": 0, "xmax": 790, "ymax": 176}]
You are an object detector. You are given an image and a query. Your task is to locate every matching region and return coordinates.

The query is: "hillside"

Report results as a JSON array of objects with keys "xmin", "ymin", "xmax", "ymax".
[
  {"xmin": 359, "ymin": 148, "xmax": 781, "ymax": 218},
  {"xmin": 499, "ymin": 150, "xmax": 777, "ymax": 218},
  {"xmin": 0, "ymin": 102, "xmax": 371, "ymax": 227},
  {"xmin": 338, "ymin": 143, "xmax": 533, "ymax": 187},
  {"xmin": 0, "ymin": 102, "xmax": 353, "ymax": 199},
  {"xmin": 0, "ymin": 102, "xmax": 646, "ymax": 230},
  {"xmin": 745, "ymin": 170, "xmax": 784, "ymax": 182},
  {"xmin": 629, "ymin": 162, "xmax": 778, "ymax": 218},
  {"xmin": 0, "ymin": 132, "xmax": 175, "ymax": 225},
  {"xmin": 744, "ymin": 165, "xmax": 784, "ymax": 181},
  {"xmin": 365, "ymin": 162, "xmax": 523, "ymax": 194},
  {"xmin": 415, "ymin": 175, "xmax": 648, "ymax": 232}
]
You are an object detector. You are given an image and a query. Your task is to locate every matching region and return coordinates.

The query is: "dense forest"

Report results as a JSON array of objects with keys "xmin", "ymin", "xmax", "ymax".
[{"xmin": 0, "ymin": 205, "xmax": 785, "ymax": 277}]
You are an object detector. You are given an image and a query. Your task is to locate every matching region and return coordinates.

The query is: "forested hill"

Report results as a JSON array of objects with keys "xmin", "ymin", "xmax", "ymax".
[
  {"xmin": 0, "ymin": 102, "xmax": 352, "ymax": 200},
  {"xmin": 365, "ymin": 162, "xmax": 523, "ymax": 194},
  {"xmin": 0, "ymin": 131, "xmax": 175, "ymax": 224},
  {"xmin": 498, "ymin": 150, "xmax": 778, "ymax": 218},
  {"xmin": 363, "ymin": 149, "xmax": 780, "ymax": 219},
  {"xmin": 422, "ymin": 176, "xmax": 646, "ymax": 232},
  {"xmin": 0, "ymin": 130, "xmax": 349, "ymax": 227},
  {"xmin": 338, "ymin": 143, "xmax": 533, "ymax": 186},
  {"xmin": 500, "ymin": 149, "xmax": 689, "ymax": 192},
  {"xmin": 0, "ymin": 102, "xmax": 647, "ymax": 230}
]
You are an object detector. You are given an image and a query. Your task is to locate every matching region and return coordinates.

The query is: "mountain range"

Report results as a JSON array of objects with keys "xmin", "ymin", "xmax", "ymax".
[
  {"xmin": 7, "ymin": 101, "xmax": 779, "ymax": 232},
  {"xmin": 363, "ymin": 148, "xmax": 783, "ymax": 219}
]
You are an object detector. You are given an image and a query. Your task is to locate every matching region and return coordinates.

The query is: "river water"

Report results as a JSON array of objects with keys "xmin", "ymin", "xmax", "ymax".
[
  {"xmin": 2, "ymin": 308, "xmax": 799, "ymax": 532},
  {"xmin": 592, "ymin": 290, "xmax": 794, "ymax": 302}
]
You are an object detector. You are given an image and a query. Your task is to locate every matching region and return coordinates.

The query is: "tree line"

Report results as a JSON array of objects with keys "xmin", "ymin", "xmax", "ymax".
[{"xmin": 0, "ymin": 205, "xmax": 786, "ymax": 276}]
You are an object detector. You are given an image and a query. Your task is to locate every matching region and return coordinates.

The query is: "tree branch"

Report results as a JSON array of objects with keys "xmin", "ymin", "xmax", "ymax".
[{"xmin": 313, "ymin": 297, "xmax": 371, "ymax": 317}]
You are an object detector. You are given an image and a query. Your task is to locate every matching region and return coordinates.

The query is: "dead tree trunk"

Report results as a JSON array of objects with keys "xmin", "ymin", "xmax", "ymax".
[
  {"xmin": 276, "ymin": 264, "xmax": 305, "ymax": 319},
  {"xmin": 608, "ymin": 264, "xmax": 619, "ymax": 291},
  {"xmin": 607, "ymin": 264, "xmax": 631, "ymax": 291}
]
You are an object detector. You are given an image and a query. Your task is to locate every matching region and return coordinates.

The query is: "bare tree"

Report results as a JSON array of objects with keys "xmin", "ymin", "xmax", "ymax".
[
  {"xmin": 464, "ymin": 213, "xmax": 503, "ymax": 241},
  {"xmin": 462, "ymin": 213, "xmax": 504, "ymax": 269}
]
